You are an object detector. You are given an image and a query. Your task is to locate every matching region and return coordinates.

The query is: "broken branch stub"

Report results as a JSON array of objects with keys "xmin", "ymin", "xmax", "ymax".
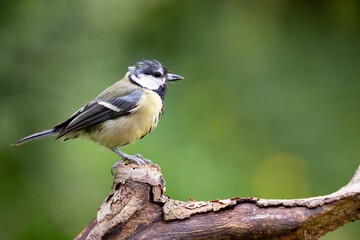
[{"xmin": 76, "ymin": 163, "xmax": 360, "ymax": 240}]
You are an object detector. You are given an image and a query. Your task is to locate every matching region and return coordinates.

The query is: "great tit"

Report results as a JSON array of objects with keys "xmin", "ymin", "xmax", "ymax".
[{"xmin": 11, "ymin": 59, "xmax": 183, "ymax": 174}]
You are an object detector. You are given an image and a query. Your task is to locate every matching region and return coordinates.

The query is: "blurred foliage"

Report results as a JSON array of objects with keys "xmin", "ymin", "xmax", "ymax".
[{"xmin": 1, "ymin": 0, "xmax": 360, "ymax": 239}]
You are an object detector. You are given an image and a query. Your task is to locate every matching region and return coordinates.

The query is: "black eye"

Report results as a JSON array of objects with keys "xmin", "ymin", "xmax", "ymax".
[{"xmin": 153, "ymin": 72, "xmax": 161, "ymax": 78}]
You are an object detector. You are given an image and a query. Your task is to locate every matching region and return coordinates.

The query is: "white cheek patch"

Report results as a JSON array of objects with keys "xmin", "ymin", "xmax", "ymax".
[{"xmin": 132, "ymin": 74, "xmax": 165, "ymax": 90}]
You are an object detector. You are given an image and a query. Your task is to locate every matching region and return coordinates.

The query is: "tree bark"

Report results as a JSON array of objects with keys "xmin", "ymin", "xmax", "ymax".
[{"xmin": 75, "ymin": 163, "xmax": 360, "ymax": 240}]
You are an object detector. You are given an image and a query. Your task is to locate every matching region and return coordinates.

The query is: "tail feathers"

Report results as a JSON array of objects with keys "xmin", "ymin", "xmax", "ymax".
[{"xmin": 11, "ymin": 128, "xmax": 61, "ymax": 147}]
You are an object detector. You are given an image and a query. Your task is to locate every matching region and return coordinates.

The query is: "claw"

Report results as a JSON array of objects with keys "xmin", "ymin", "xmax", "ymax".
[
  {"xmin": 142, "ymin": 158, "xmax": 154, "ymax": 165},
  {"xmin": 127, "ymin": 155, "xmax": 146, "ymax": 165},
  {"xmin": 134, "ymin": 154, "xmax": 153, "ymax": 165},
  {"xmin": 111, "ymin": 159, "xmax": 124, "ymax": 176}
]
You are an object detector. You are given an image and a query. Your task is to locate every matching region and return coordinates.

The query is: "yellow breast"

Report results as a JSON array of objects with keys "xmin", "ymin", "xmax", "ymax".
[{"xmin": 90, "ymin": 89, "xmax": 163, "ymax": 148}]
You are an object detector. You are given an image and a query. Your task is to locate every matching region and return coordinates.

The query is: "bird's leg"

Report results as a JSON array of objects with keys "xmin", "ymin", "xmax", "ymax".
[{"xmin": 109, "ymin": 147, "xmax": 153, "ymax": 175}]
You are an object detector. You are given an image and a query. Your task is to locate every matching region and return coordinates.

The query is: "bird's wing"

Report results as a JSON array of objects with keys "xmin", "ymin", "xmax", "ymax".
[{"xmin": 56, "ymin": 89, "xmax": 143, "ymax": 138}]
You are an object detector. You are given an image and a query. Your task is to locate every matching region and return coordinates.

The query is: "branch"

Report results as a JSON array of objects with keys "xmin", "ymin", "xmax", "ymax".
[{"xmin": 75, "ymin": 163, "xmax": 360, "ymax": 240}]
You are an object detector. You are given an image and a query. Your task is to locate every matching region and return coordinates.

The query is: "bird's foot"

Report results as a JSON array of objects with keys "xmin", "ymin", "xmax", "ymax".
[
  {"xmin": 111, "ymin": 153, "xmax": 154, "ymax": 176},
  {"xmin": 135, "ymin": 154, "xmax": 154, "ymax": 165},
  {"xmin": 111, "ymin": 160, "xmax": 124, "ymax": 176}
]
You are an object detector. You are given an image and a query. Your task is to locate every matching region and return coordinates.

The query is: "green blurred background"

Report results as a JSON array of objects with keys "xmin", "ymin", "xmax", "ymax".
[{"xmin": 1, "ymin": 0, "xmax": 360, "ymax": 239}]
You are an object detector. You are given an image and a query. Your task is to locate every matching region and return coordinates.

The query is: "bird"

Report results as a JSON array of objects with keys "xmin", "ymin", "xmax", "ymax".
[{"xmin": 11, "ymin": 59, "xmax": 183, "ymax": 175}]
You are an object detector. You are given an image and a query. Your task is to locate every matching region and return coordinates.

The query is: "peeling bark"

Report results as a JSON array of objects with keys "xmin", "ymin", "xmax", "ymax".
[{"xmin": 75, "ymin": 163, "xmax": 360, "ymax": 240}]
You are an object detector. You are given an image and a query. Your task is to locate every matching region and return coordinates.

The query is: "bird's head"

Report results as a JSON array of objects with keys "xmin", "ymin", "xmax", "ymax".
[{"xmin": 128, "ymin": 59, "xmax": 183, "ymax": 91}]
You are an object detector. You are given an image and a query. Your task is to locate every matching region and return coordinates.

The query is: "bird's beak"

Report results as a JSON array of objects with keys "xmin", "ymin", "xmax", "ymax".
[{"xmin": 167, "ymin": 73, "xmax": 184, "ymax": 81}]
